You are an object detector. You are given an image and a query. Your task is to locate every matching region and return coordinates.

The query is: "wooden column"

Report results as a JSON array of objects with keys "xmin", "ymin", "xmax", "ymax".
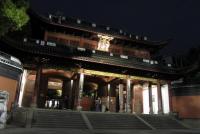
[
  {"xmin": 77, "ymin": 73, "xmax": 84, "ymax": 111},
  {"xmin": 107, "ymin": 84, "xmax": 110, "ymax": 110},
  {"xmin": 31, "ymin": 65, "xmax": 42, "ymax": 108},
  {"xmin": 132, "ymin": 84, "xmax": 134, "ymax": 113},
  {"xmin": 72, "ymin": 78, "xmax": 79, "ymax": 109},
  {"xmin": 142, "ymin": 83, "xmax": 150, "ymax": 114},
  {"xmin": 126, "ymin": 78, "xmax": 131, "ymax": 113},
  {"xmin": 119, "ymin": 84, "xmax": 124, "ymax": 112},
  {"xmin": 148, "ymin": 82, "xmax": 153, "ymax": 114},
  {"xmin": 157, "ymin": 81, "xmax": 163, "ymax": 114},
  {"xmin": 133, "ymin": 84, "xmax": 143, "ymax": 114},
  {"xmin": 14, "ymin": 71, "xmax": 23, "ymax": 107},
  {"xmin": 38, "ymin": 75, "xmax": 48, "ymax": 108},
  {"xmin": 168, "ymin": 81, "xmax": 173, "ymax": 113},
  {"xmin": 68, "ymin": 80, "xmax": 74, "ymax": 109}
]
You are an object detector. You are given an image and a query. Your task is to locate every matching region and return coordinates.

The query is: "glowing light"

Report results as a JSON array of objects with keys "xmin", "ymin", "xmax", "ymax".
[
  {"xmin": 48, "ymin": 81, "xmax": 63, "ymax": 89},
  {"xmin": 71, "ymin": 80, "xmax": 74, "ymax": 87},
  {"xmin": 97, "ymin": 34, "xmax": 113, "ymax": 51},
  {"xmin": 83, "ymin": 69, "xmax": 158, "ymax": 83}
]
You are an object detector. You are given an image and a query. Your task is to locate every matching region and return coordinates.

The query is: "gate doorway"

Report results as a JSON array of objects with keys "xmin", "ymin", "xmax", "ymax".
[{"xmin": 45, "ymin": 78, "xmax": 63, "ymax": 109}]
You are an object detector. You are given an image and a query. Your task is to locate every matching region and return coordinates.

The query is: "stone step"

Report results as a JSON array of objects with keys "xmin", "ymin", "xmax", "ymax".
[
  {"xmin": 31, "ymin": 125, "xmax": 87, "ymax": 128},
  {"xmin": 32, "ymin": 110, "xmax": 88, "ymax": 129},
  {"xmin": 12, "ymin": 108, "xmax": 189, "ymax": 130},
  {"xmin": 139, "ymin": 114, "xmax": 187, "ymax": 129},
  {"xmin": 85, "ymin": 113, "xmax": 151, "ymax": 129}
]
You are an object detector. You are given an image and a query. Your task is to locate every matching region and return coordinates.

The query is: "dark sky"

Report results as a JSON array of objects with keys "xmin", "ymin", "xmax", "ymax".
[{"xmin": 30, "ymin": 0, "xmax": 200, "ymax": 56}]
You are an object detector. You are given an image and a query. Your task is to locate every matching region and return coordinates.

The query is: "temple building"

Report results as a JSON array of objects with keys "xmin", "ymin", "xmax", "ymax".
[{"xmin": 0, "ymin": 10, "xmax": 182, "ymax": 115}]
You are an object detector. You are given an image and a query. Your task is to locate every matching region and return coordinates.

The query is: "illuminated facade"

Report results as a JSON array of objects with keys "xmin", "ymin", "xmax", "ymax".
[{"xmin": 0, "ymin": 10, "xmax": 181, "ymax": 115}]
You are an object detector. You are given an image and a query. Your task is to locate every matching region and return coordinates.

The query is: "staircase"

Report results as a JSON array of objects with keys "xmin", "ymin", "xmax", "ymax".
[
  {"xmin": 85, "ymin": 112, "xmax": 151, "ymax": 129},
  {"xmin": 31, "ymin": 109, "xmax": 87, "ymax": 129},
  {"xmin": 139, "ymin": 114, "xmax": 187, "ymax": 129},
  {"xmin": 11, "ymin": 108, "xmax": 188, "ymax": 130}
]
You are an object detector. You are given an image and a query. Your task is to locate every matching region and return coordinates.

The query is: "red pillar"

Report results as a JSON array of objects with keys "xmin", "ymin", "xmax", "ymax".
[
  {"xmin": 14, "ymin": 72, "xmax": 23, "ymax": 106},
  {"xmin": 31, "ymin": 66, "xmax": 42, "ymax": 108},
  {"xmin": 148, "ymin": 82, "xmax": 153, "ymax": 114},
  {"xmin": 77, "ymin": 73, "xmax": 84, "ymax": 111},
  {"xmin": 157, "ymin": 81, "xmax": 163, "ymax": 114},
  {"xmin": 126, "ymin": 79, "xmax": 131, "ymax": 113},
  {"xmin": 168, "ymin": 81, "xmax": 173, "ymax": 113}
]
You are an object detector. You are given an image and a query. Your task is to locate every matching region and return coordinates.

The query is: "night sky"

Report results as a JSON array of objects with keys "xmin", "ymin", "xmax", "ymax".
[{"xmin": 30, "ymin": 0, "xmax": 200, "ymax": 56}]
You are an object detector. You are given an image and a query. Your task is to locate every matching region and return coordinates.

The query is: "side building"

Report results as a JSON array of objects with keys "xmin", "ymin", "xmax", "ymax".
[
  {"xmin": 171, "ymin": 60, "xmax": 200, "ymax": 119},
  {"xmin": 0, "ymin": 51, "xmax": 23, "ymax": 110}
]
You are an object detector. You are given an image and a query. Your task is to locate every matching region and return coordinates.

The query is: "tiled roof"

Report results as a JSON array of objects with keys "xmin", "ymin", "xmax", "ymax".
[{"xmin": 29, "ymin": 9, "xmax": 169, "ymax": 49}]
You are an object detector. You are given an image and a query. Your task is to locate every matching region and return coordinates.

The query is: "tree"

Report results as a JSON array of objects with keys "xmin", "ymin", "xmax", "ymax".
[{"xmin": 0, "ymin": 0, "xmax": 29, "ymax": 36}]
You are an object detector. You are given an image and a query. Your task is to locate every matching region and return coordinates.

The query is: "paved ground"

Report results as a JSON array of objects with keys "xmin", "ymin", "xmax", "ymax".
[{"xmin": 0, "ymin": 128, "xmax": 200, "ymax": 134}]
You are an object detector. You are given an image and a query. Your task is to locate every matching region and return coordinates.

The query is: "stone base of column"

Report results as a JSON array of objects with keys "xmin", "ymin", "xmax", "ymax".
[
  {"xmin": 12, "ymin": 102, "xmax": 19, "ymax": 109},
  {"xmin": 158, "ymin": 110, "xmax": 163, "ymax": 114},
  {"xmin": 119, "ymin": 107, "xmax": 124, "ymax": 113},
  {"xmin": 126, "ymin": 105, "xmax": 132, "ymax": 113},
  {"xmin": 149, "ymin": 109, "xmax": 153, "ymax": 114},
  {"xmin": 26, "ymin": 108, "xmax": 34, "ymax": 128},
  {"xmin": 127, "ymin": 109, "xmax": 131, "ymax": 113},
  {"xmin": 77, "ymin": 106, "xmax": 82, "ymax": 111},
  {"xmin": 127, "ymin": 110, "xmax": 132, "ymax": 113},
  {"xmin": 132, "ymin": 111, "xmax": 136, "ymax": 114},
  {"xmin": 30, "ymin": 96, "xmax": 37, "ymax": 108},
  {"xmin": 30, "ymin": 103, "xmax": 37, "ymax": 108}
]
